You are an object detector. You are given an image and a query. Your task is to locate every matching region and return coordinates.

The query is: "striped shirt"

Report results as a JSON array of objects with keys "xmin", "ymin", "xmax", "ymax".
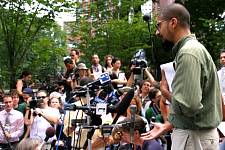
[{"xmin": 169, "ymin": 34, "xmax": 222, "ymax": 129}]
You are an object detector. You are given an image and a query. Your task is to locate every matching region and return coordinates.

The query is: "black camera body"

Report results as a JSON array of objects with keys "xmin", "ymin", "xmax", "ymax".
[
  {"xmin": 131, "ymin": 59, "xmax": 148, "ymax": 74},
  {"xmin": 130, "ymin": 49, "xmax": 148, "ymax": 75},
  {"xmin": 29, "ymin": 97, "xmax": 44, "ymax": 109}
]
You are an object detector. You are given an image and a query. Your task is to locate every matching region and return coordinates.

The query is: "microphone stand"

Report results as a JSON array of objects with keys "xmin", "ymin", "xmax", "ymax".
[
  {"xmin": 0, "ymin": 121, "xmax": 13, "ymax": 150},
  {"xmin": 129, "ymin": 105, "xmax": 136, "ymax": 150},
  {"xmin": 143, "ymin": 14, "xmax": 159, "ymax": 79},
  {"xmin": 85, "ymin": 87, "xmax": 93, "ymax": 150}
]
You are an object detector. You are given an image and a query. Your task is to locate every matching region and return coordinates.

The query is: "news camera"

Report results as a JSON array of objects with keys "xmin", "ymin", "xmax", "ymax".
[
  {"xmin": 69, "ymin": 73, "xmax": 112, "ymax": 101},
  {"xmin": 29, "ymin": 96, "xmax": 44, "ymax": 109},
  {"xmin": 130, "ymin": 49, "xmax": 148, "ymax": 75}
]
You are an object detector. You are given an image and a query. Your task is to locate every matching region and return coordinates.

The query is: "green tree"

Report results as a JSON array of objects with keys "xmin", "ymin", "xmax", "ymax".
[
  {"xmin": 73, "ymin": 0, "xmax": 225, "ymax": 78},
  {"xmin": 69, "ymin": 0, "xmax": 174, "ymax": 80},
  {"xmin": 26, "ymin": 24, "xmax": 67, "ymax": 84},
  {"xmin": 0, "ymin": 0, "xmax": 75, "ymax": 88},
  {"xmin": 177, "ymin": 0, "xmax": 225, "ymax": 65}
]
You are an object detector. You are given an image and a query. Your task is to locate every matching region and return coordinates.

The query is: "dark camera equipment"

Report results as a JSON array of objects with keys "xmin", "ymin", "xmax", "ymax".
[
  {"xmin": 101, "ymin": 124, "xmax": 113, "ymax": 137},
  {"xmin": 0, "ymin": 102, "xmax": 5, "ymax": 111},
  {"xmin": 107, "ymin": 89, "xmax": 122, "ymax": 105},
  {"xmin": 90, "ymin": 83, "xmax": 121, "ymax": 106},
  {"xmin": 68, "ymin": 73, "xmax": 112, "ymax": 103},
  {"xmin": 130, "ymin": 49, "xmax": 148, "ymax": 85},
  {"xmin": 130, "ymin": 49, "xmax": 148, "ymax": 74},
  {"xmin": 29, "ymin": 96, "xmax": 44, "ymax": 109},
  {"xmin": 91, "ymin": 95, "xmax": 106, "ymax": 106},
  {"xmin": 71, "ymin": 119, "xmax": 87, "ymax": 127}
]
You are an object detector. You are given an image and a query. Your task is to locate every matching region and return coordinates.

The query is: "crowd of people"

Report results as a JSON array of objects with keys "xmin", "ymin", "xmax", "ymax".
[{"xmin": 0, "ymin": 3, "xmax": 224, "ymax": 150}]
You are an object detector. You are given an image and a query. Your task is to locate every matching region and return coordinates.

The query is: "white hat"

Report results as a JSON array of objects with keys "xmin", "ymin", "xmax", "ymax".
[{"xmin": 77, "ymin": 63, "xmax": 88, "ymax": 70}]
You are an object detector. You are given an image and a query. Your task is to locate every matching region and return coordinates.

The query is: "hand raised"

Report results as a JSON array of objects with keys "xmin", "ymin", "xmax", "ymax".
[{"xmin": 141, "ymin": 121, "xmax": 173, "ymax": 140}]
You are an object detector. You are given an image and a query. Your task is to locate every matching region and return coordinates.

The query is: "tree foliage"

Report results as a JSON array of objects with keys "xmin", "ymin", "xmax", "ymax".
[
  {"xmin": 0, "ymin": 0, "xmax": 74, "ymax": 88},
  {"xmin": 70, "ymin": 0, "xmax": 225, "ymax": 79},
  {"xmin": 178, "ymin": 0, "xmax": 225, "ymax": 65},
  {"xmin": 0, "ymin": 0, "xmax": 224, "ymax": 88}
]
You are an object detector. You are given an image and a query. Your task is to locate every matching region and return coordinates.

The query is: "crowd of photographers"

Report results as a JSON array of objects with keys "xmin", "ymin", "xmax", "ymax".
[{"xmin": 0, "ymin": 48, "xmax": 172, "ymax": 150}]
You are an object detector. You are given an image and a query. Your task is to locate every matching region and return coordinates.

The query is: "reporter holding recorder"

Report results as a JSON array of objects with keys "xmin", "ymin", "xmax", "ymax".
[{"xmin": 141, "ymin": 3, "xmax": 222, "ymax": 150}]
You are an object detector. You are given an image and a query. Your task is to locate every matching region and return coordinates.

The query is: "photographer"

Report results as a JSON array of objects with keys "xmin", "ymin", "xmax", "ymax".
[
  {"xmin": 75, "ymin": 63, "xmax": 90, "ymax": 86},
  {"xmin": 24, "ymin": 90, "xmax": 60, "ymax": 146},
  {"xmin": 62, "ymin": 58, "xmax": 77, "ymax": 91}
]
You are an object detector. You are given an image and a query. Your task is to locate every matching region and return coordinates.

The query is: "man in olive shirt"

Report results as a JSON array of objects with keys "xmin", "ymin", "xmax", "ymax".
[{"xmin": 141, "ymin": 3, "xmax": 222, "ymax": 150}]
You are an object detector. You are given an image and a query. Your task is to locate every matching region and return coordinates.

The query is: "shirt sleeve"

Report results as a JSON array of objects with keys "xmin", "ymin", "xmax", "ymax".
[
  {"xmin": 10, "ymin": 115, "xmax": 24, "ymax": 138},
  {"xmin": 171, "ymin": 53, "xmax": 203, "ymax": 117}
]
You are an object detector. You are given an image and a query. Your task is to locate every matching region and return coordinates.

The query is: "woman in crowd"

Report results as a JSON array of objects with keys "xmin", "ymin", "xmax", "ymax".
[
  {"xmin": 48, "ymin": 96, "xmax": 68, "ymax": 149},
  {"xmin": 16, "ymin": 71, "xmax": 32, "ymax": 102},
  {"xmin": 111, "ymin": 57, "xmax": 127, "ymax": 89},
  {"xmin": 138, "ymin": 80, "xmax": 153, "ymax": 108},
  {"xmin": 104, "ymin": 54, "xmax": 114, "ymax": 74},
  {"xmin": 144, "ymin": 88, "xmax": 163, "ymax": 123}
]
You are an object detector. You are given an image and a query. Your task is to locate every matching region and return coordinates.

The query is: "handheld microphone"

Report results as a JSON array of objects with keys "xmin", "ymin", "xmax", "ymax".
[
  {"xmin": 112, "ymin": 88, "xmax": 135, "ymax": 124},
  {"xmin": 45, "ymin": 127, "xmax": 55, "ymax": 142},
  {"xmin": 39, "ymin": 127, "xmax": 56, "ymax": 149},
  {"xmin": 130, "ymin": 105, "xmax": 136, "ymax": 149}
]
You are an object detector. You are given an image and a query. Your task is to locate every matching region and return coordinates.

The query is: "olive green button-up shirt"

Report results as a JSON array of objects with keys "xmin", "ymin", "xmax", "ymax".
[{"xmin": 169, "ymin": 34, "xmax": 222, "ymax": 129}]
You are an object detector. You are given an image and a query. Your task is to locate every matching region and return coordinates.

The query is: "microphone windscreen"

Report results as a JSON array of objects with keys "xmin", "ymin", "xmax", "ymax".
[
  {"xmin": 45, "ymin": 127, "xmax": 55, "ymax": 138},
  {"xmin": 116, "ymin": 88, "xmax": 134, "ymax": 115},
  {"xmin": 143, "ymin": 13, "xmax": 151, "ymax": 22}
]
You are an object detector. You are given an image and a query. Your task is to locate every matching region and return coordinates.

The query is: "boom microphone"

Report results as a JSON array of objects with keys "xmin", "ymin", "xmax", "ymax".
[
  {"xmin": 143, "ymin": 13, "xmax": 151, "ymax": 22},
  {"xmin": 112, "ymin": 88, "xmax": 135, "ymax": 124},
  {"xmin": 64, "ymin": 103, "xmax": 117, "ymax": 114}
]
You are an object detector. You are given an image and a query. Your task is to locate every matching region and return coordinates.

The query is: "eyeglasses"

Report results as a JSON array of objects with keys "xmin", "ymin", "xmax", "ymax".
[
  {"xmin": 37, "ymin": 96, "xmax": 47, "ymax": 99},
  {"xmin": 155, "ymin": 20, "xmax": 166, "ymax": 30}
]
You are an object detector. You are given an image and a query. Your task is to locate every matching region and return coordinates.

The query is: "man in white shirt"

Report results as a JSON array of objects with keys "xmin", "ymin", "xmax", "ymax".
[
  {"xmin": 90, "ymin": 54, "xmax": 105, "ymax": 80},
  {"xmin": 218, "ymin": 49, "xmax": 225, "ymax": 102},
  {"xmin": 0, "ymin": 95, "xmax": 24, "ymax": 149},
  {"xmin": 25, "ymin": 90, "xmax": 60, "ymax": 148},
  {"xmin": 217, "ymin": 49, "xmax": 225, "ymax": 150}
]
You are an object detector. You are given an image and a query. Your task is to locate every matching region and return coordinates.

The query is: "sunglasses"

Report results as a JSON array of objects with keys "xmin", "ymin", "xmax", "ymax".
[{"xmin": 37, "ymin": 96, "xmax": 47, "ymax": 99}]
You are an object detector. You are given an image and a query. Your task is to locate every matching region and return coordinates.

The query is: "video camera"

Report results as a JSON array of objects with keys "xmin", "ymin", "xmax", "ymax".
[
  {"xmin": 65, "ymin": 73, "xmax": 112, "ymax": 103},
  {"xmin": 29, "ymin": 96, "xmax": 45, "ymax": 109},
  {"xmin": 130, "ymin": 49, "xmax": 148, "ymax": 75}
]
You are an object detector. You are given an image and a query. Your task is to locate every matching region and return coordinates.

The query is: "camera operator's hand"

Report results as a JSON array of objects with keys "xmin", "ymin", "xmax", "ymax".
[
  {"xmin": 34, "ymin": 108, "xmax": 43, "ymax": 116},
  {"xmin": 5, "ymin": 132, "xmax": 11, "ymax": 139},
  {"xmin": 111, "ymin": 79, "xmax": 120, "ymax": 84},
  {"xmin": 130, "ymin": 64, "xmax": 136, "ymax": 71},
  {"xmin": 144, "ymin": 68, "xmax": 156, "ymax": 85},
  {"xmin": 24, "ymin": 108, "xmax": 34, "ymax": 125}
]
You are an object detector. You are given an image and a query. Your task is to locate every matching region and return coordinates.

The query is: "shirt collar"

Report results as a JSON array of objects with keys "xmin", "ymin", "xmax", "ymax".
[
  {"xmin": 4, "ymin": 109, "xmax": 14, "ymax": 115},
  {"xmin": 172, "ymin": 34, "xmax": 196, "ymax": 55}
]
